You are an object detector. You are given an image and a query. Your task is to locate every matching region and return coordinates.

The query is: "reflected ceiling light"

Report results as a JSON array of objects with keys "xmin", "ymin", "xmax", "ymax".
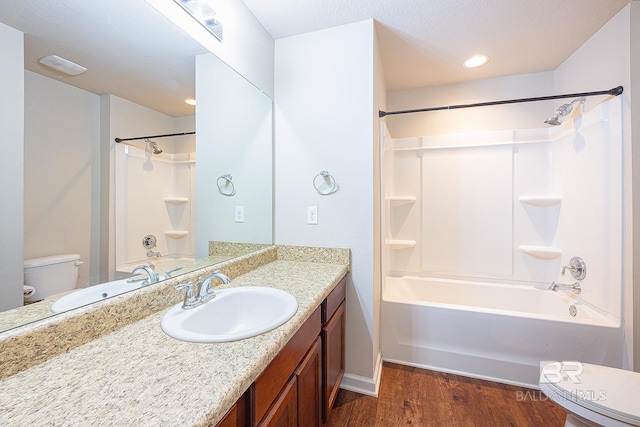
[
  {"xmin": 174, "ymin": 0, "xmax": 222, "ymax": 41},
  {"xmin": 185, "ymin": 98, "xmax": 197, "ymax": 106},
  {"xmin": 38, "ymin": 55, "xmax": 87, "ymax": 76},
  {"xmin": 145, "ymin": 0, "xmax": 222, "ymax": 47},
  {"xmin": 463, "ymin": 54, "xmax": 489, "ymax": 68}
]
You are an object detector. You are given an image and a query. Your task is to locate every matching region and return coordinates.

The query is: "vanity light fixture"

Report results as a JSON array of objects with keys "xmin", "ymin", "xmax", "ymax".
[
  {"xmin": 463, "ymin": 54, "xmax": 489, "ymax": 68},
  {"xmin": 174, "ymin": 0, "xmax": 223, "ymax": 41},
  {"xmin": 38, "ymin": 55, "xmax": 87, "ymax": 76},
  {"xmin": 145, "ymin": 0, "xmax": 223, "ymax": 45},
  {"xmin": 185, "ymin": 98, "xmax": 197, "ymax": 106}
]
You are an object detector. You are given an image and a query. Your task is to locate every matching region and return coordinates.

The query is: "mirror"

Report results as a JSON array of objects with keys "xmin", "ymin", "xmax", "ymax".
[{"xmin": 0, "ymin": 1, "xmax": 273, "ymax": 332}]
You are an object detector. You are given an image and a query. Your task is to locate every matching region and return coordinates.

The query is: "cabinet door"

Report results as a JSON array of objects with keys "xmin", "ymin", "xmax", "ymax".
[
  {"xmin": 296, "ymin": 337, "xmax": 321, "ymax": 427},
  {"xmin": 258, "ymin": 376, "xmax": 298, "ymax": 427},
  {"xmin": 322, "ymin": 302, "xmax": 345, "ymax": 422},
  {"xmin": 216, "ymin": 392, "xmax": 247, "ymax": 427}
]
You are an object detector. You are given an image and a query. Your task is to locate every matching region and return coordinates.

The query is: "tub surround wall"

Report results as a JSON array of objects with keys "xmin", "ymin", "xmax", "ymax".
[{"xmin": 384, "ymin": 98, "xmax": 623, "ymax": 320}]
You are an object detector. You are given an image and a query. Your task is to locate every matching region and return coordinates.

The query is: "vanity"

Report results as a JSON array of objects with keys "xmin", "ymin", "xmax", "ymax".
[{"xmin": 0, "ymin": 246, "xmax": 349, "ymax": 426}]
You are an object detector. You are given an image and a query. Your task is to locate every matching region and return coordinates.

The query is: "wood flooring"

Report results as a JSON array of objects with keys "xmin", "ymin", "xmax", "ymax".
[{"xmin": 326, "ymin": 362, "xmax": 567, "ymax": 427}]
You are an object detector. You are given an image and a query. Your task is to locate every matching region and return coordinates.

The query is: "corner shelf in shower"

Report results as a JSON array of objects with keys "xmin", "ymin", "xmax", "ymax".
[
  {"xmin": 165, "ymin": 231, "xmax": 189, "ymax": 239},
  {"xmin": 164, "ymin": 197, "xmax": 189, "ymax": 205},
  {"xmin": 518, "ymin": 245, "xmax": 561, "ymax": 260},
  {"xmin": 386, "ymin": 196, "xmax": 417, "ymax": 206},
  {"xmin": 386, "ymin": 239, "xmax": 417, "ymax": 249},
  {"xmin": 518, "ymin": 196, "xmax": 562, "ymax": 207}
]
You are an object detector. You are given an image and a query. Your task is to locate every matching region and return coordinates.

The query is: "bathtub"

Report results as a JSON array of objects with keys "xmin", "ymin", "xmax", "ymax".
[
  {"xmin": 50, "ymin": 278, "xmax": 147, "ymax": 313},
  {"xmin": 381, "ymin": 276, "xmax": 623, "ymax": 388}
]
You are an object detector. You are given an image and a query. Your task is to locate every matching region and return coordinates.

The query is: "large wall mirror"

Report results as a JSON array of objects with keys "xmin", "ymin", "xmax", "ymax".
[{"xmin": 0, "ymin": 0, "xmax": 273, "ymax": 332}]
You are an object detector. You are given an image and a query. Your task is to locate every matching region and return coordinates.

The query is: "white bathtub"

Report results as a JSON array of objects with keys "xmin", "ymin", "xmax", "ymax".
[{"xmin": 381, "ymin": 276, "xmax": 623, "ymax": 388}]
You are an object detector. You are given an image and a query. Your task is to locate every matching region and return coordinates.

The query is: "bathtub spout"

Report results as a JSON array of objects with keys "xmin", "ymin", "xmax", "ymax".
[{"xmin": 549, "ymin": 281, "xmax": 581, "ymax": 294}]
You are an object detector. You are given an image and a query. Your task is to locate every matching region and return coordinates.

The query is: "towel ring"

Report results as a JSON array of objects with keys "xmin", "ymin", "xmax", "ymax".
[
  {"xmin": 313, "ymin": 171, "xmax": 339, "ymax": 195},
  {"xmin": 217, "ymin": 174, "xmax": 236, "ymax": 196}
]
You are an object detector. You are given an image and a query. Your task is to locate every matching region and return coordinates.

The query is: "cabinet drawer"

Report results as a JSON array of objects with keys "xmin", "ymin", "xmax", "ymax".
[{"xmin": 322, "ymin": 276, "xmax": 346, "ymax": 325}]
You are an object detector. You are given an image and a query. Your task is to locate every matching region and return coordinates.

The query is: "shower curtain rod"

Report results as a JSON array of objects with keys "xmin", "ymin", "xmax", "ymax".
[
  {"xmin": 378, "ymin": 86, "xmax": 623, "ymax": 118},
  {"xmin": 114, "ymin": 131, "xmax": 195, "ymax": 143}
]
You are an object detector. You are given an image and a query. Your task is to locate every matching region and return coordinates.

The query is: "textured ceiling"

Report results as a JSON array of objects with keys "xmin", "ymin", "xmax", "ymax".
[
  {"xmin": 242, "ymin": 0, "xmax": 632, "ymax": 90},
  {"xmin": 0, "ymin": 0, "xmax": 206, "ymax": 117},
  {"xmin": 0, "ymin": 0, "xmax": 632, "ymax": 117}
]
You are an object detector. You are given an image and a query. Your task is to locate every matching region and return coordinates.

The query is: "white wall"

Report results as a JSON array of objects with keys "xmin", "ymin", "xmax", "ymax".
[
  {"xmin": 195, "ymin": 53, "xmax": 273, "ymax": 256},
  {"xmin": 23, "ymin": 71, "xmax": 100, "ymax": 288},
  {"xmin": 554, "ymin": 3, "xmax": 637, "ymax": 370},
  {"xmin": 0, "ymin": 22, "xmax": 24, "ymax": 311},
  {"xmin": 205, "ymin": 0, "xmax": 274, "ymax": 97},
  {"xmin": 275, "ymin": 20, "xmax": 378, "ymax": 393},
  {"xmin": 386, "ymin": 71, "xmax": 555, "ymax": 137}
]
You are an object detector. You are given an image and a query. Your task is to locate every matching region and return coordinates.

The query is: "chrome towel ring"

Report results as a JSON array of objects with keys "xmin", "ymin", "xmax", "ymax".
[
  {"xmin": 217, "ymin": 174, "xmax": 236, "ymax": 196},
  {"xmin": 313, "ymin": 171, "xmax": 339, "ymax": 195}
]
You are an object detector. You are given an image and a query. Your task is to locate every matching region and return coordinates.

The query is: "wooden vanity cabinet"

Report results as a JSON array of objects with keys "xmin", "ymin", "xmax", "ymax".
[
  {"xmin": 321, "ymin": 277, "xmax": 346, "ymax": 423},
  {"xmin": 216, "ymin": 391, "xmax": 248, "ymax": 427},
  {"xmin": 216, "ymin": 276, "xmax": 346, "ymax": 427}
]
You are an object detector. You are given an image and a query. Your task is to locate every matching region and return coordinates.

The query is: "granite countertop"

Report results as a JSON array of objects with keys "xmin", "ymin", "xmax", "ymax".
[{"xmin": 0, "ymin": 260, "xmax": 348, "ymax": 426}]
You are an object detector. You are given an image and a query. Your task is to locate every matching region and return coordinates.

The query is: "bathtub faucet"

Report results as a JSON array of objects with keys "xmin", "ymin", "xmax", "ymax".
[
  {"xmin": 549, "ymin": 281, "xmax": 582, "ymax": 294},
  {"xmin": 147, "ymin": 249, "xmax": 161, "ymax": 258}
]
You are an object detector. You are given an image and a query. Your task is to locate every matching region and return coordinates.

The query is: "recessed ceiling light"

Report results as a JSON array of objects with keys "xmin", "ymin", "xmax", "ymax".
[
  {"xmin": 185, "ymin": 99, "xmax": 197, "ymax": 106},
  {"xmin": 463, "ymin": 54, "xmax": 489, "ymax": 68},
  {"xmin": 38, "ymin": 55, "xmax": 87, "ymax": 76}
]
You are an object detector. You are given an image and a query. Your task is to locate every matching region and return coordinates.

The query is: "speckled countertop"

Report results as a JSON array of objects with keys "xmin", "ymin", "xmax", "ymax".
[{"xmin": 0, "ymin": 259, "xmax": 348, "ymax": 426}]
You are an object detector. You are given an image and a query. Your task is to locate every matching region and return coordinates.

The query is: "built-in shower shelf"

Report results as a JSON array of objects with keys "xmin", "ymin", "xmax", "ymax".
[
  {"xmin": 518, "ymin": 245, "xmax": 561, "ymax": 260},
  {"xmin": 165, "ymin": 231, "xmax": 189, "ymax": 239},
  {"xmin": 386, "ymin": 239, "xmax": 417, "ymax": 249},
  {"xmin": 386, "ymin": 196, "xmax": 417, "ymax": 206},
  {"xmin": 518, "ymin": 196, "xmax": 562, "ymax": 207},
  {"xmin": 164, "ymin": 197, "xmax": 189, "ymax": 205}
]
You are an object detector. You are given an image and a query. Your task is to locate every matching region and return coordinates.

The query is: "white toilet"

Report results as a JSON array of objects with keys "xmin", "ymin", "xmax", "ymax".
[
  {"xmin": 540, "ymin": 362, "xmax": 640, "ymax": 426},
  {"xmin": 24, "ymin": 254, "xmax": 82, "ymax": 302}
]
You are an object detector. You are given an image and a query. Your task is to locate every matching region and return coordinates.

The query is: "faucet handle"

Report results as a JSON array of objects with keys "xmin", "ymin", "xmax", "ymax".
[
  {"xmin": 165, "ymin": 266, "xmax": 183, "ymax": 278},
  {"xmin": 175, "ymin": 282, "xmax": 199, "ymax": 309},
  {"xmin": 561, "ymin": 256, "xmax": 587, "ymax": 281}
]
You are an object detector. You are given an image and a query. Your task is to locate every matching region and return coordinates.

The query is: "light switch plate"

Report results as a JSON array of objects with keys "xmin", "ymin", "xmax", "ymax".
[{"xmin": 307, "ymin": 206, "xmax": 318, "ymax": 225}]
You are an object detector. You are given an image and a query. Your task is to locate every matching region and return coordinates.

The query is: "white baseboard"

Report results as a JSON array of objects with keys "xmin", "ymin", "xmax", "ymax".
[{"xmin": 339, "ymin": 352, "xmax": 383, "ymax": 397}]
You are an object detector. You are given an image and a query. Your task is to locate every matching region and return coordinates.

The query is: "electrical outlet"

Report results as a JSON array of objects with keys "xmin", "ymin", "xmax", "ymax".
[
  {"xmin": 235, "ymin": 206, "xmax": 244, "ymax": 223},
  {"xmin": 307, "ymin": 206, "xmax": 318, "ymax": 225}
]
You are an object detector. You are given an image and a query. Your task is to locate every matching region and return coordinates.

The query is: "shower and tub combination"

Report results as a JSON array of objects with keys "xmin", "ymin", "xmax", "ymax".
[
  {"xmin": 379, "ymin": 90, "xmax": 625, "ymax": 388},
  {"xmin": 114, "ymin": 131, "xmax": 196, "ymax": 276}
]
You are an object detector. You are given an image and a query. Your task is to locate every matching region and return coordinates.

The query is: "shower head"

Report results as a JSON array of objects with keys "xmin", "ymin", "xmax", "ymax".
[
  {"xmin": 146, "ymin": 139, "xmax": 163, "ymax": 154},
  {"xmin": 544, "ymin": 97, "xmax": 585, "ymax": 126}
]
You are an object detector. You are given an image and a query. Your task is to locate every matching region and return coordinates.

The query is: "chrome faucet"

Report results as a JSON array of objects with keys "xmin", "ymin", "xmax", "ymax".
[
  {"xmin": 175, "ymin": 282, "xmax": 199, "ymax": 309},
  {"xmin": 174, "ymin": 270, "xmax": 231, "ymax": 310},
  {"xmin": 549, "ymin": 256, "xmax": 586, "ymax": 294},
  {"xmin": 549, "ymin": 281, "xmax": 582, "ymax": 294},
  {"xmin": 198, "ymin": 270, "xmax": 231, "ymax": 303},
  {"xmin": 164, "ymin": 266, "xmax": 183, "ymax": 278},
  {"xmin": 147, "ymin": 249, "xmax": 161, "ymax": 258},
  {"xmin": 131, "ymin": 265, "xmax": 159, "ymax": 285}
]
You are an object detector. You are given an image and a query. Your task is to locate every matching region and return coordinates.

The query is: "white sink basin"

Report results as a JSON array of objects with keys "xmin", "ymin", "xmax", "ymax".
[{"xmin": 161, "ymin": 287, "xmax": 298, "ymax": 343}]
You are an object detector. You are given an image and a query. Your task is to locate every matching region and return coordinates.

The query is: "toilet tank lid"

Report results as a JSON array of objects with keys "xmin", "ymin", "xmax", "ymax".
[{"xmin": 24, "ymin": 254, "xmax": 81, "ymax": 268}]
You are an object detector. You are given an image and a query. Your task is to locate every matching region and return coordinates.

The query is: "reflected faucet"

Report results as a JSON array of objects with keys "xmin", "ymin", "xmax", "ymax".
[
  {"xmin": 131, "ymin": 265, "xmax": 159, "ymax": 285},
  {"xmin": 147, "ymin": 249, "xmax": 161, "ymax": 258},
  {"xmin": 198, "ymin": 270, "xmax": 231, "ymax": 304}
]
